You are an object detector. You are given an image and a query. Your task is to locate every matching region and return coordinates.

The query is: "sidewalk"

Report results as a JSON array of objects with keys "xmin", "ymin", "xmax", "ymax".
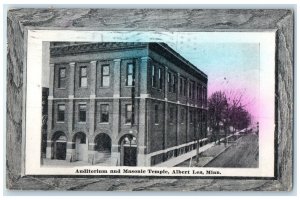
[
  {"xmin": 42, "ymin": 159, "xmax": 88, "ymax": 167},
  {"xmin": 42, "ymin": 157, "xmax": 112, "ymax": 167},
  {"xmin": 176, "ymin": 136, "xmax": 241, "ymax": 167}
]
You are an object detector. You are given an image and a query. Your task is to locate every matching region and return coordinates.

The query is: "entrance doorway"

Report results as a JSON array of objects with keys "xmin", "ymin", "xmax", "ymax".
[
  {"xmin": 73, "ymin": 132, "xmax": 87, "ymax": 162},
  {"xmin": 52, "ymin": 132, "xmax": 67, "ymax": 160},
  {"xmin": 94, "ymin": 133, "xmax": 112, "ymax": 164},
  {"xmin": 120, "ymin": 135, "xmax": 137, "ymax": 166}
]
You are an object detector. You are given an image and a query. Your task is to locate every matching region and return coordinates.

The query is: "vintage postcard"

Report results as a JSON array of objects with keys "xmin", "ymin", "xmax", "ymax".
[{"xmin": 23, "ymin": 30, "xmax": 275, "ymax": 178}]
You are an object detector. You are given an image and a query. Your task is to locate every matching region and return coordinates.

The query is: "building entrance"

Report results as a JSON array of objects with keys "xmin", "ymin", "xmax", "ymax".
[
  {"xmin": 73, "ymin": 132, "xmax": 87, "ymax": 162},
  {"xmin": 55, "ymin": 141, "xmax": 66, "ymax": 160},
  {"xmin": 94, "ymin": 133, "xmax": 112, "ymax": 164},
  {"xmin": 120, "ymin": 134, "xmax": 137, "ymax": 166},
  {"xmin": 52, "ymin": 132, "xmax": 67, "ymax": 160}
]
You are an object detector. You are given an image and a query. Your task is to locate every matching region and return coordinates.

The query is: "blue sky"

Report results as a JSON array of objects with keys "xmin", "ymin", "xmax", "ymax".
[{"xmin": 167, "ymin": 40, "xmax": 260, "ymax": 121}]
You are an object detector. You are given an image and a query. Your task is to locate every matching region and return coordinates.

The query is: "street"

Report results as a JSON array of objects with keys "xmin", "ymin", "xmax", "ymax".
[
  {"xmin": 205, "ymin": 133, "xmax": 258, "ymax": 167},
  {"xmin": 176, "ymin": 133, "xmax": 258, "ymax": 168}
]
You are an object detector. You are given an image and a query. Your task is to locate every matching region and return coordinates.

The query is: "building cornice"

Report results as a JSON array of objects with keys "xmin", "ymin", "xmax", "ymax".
[
  {"xmin": 50, "ymin": 42, "xmax": 208, "ymax": 83},
  {"xmin": 148, "ymin": 43, "xmax": 208, "ymax": 83},
  {"xmin": 50, "ymin": 42, "xmax": 148, "ymax": 57},
  {"xmin": 48, "ymin": 96, "xmax": 208, "ymax": 110}
]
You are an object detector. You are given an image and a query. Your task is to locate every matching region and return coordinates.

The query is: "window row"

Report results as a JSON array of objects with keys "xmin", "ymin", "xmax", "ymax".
[
  {"xmin": 151, "ymin": 65, "xmax": 163, "ymax": 89},
  {"xmin": 153, "ymin": 105, "xmax": 207, "ymax": 125},
  {"xmin": 151, "ymin": 65, "xmax": 207, "ymax": 102},
  {"xmin": 58, "ymin": 63, "xmax": 207, "ymax": 103},
  {"xmin": 56, "ymin": 103, "xmax": 134, "ymax": 124},
  {"xmin": 57, "ymin": 103, "xmax": 207, "ymax": 126},
  {"xmin": 57, "ymin": 63, "xmax": 135, "ymax": 89}
]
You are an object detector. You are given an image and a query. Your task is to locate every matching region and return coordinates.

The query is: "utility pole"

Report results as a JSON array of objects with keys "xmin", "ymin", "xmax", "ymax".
[{"xmin": 196, "ymin": 123, "xmax": 200, "ymax": 163}]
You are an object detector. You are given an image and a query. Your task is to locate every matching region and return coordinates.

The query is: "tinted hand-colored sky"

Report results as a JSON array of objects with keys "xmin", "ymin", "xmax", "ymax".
[{"xmin": 166, "ymin": 40, "xmax": 260, "ymax": 122}]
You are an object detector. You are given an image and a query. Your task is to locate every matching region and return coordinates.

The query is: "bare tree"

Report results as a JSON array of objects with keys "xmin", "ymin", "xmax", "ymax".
[
  {"xmin": 208, "ymin": 90, "xmax": 252, "ymax": 144},
  {"xmin": 226, "ymin": 90, "xmax": 252, "ymax": 132},
  {"xmin": 208, "ymin": 91, "xmax": 228, "ymax": 144}
]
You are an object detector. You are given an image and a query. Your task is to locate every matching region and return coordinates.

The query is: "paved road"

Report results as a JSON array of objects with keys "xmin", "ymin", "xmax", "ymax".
[
  {"xmin": 205, "ymin": 133, "xmax": 259, "ymax": 168},
  {"xmin": 176, "ymin": 134, "xmax": 242, "ymax": 167}
]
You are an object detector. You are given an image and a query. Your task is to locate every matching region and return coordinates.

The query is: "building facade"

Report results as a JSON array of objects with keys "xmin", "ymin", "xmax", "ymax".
[{"xmin": 46, "ymin": 42, "xmax": 208, "ymax": 166}]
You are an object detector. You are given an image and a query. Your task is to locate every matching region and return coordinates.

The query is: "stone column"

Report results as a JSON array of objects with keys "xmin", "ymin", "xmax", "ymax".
[
  {"xmin": 90, "ymin": 61, "xmax": 97, "ymax": 96},
  {"xmin": 66, "ymin": 142, "xmax": 76, "ymax": 162},
  {"xmin": 111, "ymin": 59, "xmax": 121, "ymax": 166},
  {"xmin": 46, "ymin": 63, "xmax": 55, "ymax": 159},
  {"xmin": 137, "ymin": 98, "xmax": 147, "ymax": 166},
  {"xmin": 88, "ymin": 61, "xmax": 97, "ymax": 164},
  {"xmin": 88, "ymin": 143, "xmax": 96, "ymax": 164},
  {"xmin": 163, "ymin": 66, "xmax": 169, "ymax": 161},
  {"xmin": 66, "ymin": 62, "xmax": 76, "ymax": 162},
  {"xmin": 140, "ymin": 57, "xmax": 150, "ymax": 95},
  {"xmin": 186, "ymin": 78, "xmax": 190, "ymax": 144},
  {"xmin": 68, "ymin": 62, "xmax": 75, "ymax": 96},
  {"xmin": 89, "ymin": 61, "xmax": 96, "ymax": 132},
  {"xmin": 186, "ymin": 106, "xmax": 190, "ymax": 145},
  {"xmin": 137, "ymin": 57, "xmax": 150, "ymax": 166},
  {"xmin": 48, "ymin": 63, "xmax": 55, "ymax": 96},
  {"xmin": 176, "ymin": 73, "xmax": 180, "ymax": 151},
  {"xmin": 46, "ymin": 97, "xmax": 53, "ymax": 159},
  {"xmin": 46, "ymin": 140, "xmax": 53, "ymax": 159}
]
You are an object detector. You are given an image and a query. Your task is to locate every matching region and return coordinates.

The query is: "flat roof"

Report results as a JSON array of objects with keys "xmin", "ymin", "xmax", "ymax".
[
  {"xmin": 148, "ymin": 43, "xmax": 207, "ymax": 80},
  {"xmin": 50, "ymin": 42, "xmax": 207, "ymax": 81}
]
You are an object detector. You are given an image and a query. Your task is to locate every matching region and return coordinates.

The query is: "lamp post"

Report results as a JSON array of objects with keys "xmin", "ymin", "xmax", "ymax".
[{"xmin": 218, "ymin": 121, "xmax": 223, "ymax": 145}]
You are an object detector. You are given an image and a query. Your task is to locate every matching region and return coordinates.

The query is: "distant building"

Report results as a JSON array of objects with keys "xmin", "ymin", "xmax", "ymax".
[
  {"xmin": 41, "ymin": 87, "xmax": 49, "ymax": 158},
  {"xmin": 46, "ymin": 42, "xmax": 208, "ymax": 166}
]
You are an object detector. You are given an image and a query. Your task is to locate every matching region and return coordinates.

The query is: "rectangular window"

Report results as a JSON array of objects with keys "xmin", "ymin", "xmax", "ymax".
[
  {"xmin": 125, "ymin": 104, "xmax": 132, "ymax": 124},
  {"xmin": 154, "ymin": 104, "xmax": 159, "ymax": 124},
  {"xmin": 158, "ymin": 68, "xmax": 162, "ymax": 90},
  {"xmin": 168, "ymin": 72, "xmax": 172, "ymax": 92},
  {"xmin": 199, "ymin": 85, "xmax": 202, "ymax": 101},
  {"xmin": 198, "ymin": 111, "xmax": 201, "ymax": 123},
  {"xmin": 200, "ymin": 85, "xmax": 203, "ymax": 106},
  {"xmin": 172, "ymin": 74, "xmax": 176, "ymax": 93},
  {"xmin": 189, "ymin": 82, "xmax": 192, "ymax": 98},
  {"xmin": 58, "ymin": 67, "xmax": 66, "ymax": 88},
  {"xmin": 79, "ymin": 66, "xmax": 87, "ymax": 88},
  {"xmin": 202, "ymin": 110, "xmax": 206, "ymax": 121},
  {"xmin": 204, "ymin": 87, "xmax": 207, "ymax": 106},
  {"xmin": 100, "ymin": 104, "xmax": 109, "ymax": 123},
  {"xmin": 180, "ymin": 78, "xmax": 183, "ymax": 95},
  {"xmin": 152, "ymin": 65, "xmax": 156, "ymax": 88},
  {"xmin": 190, "ymin": 110, "xmax": 193, "ymax": 124},
  {"xmin": 126, "ymin": 63, "xmax": 134, "ymax": 86},
  {"xmin": 192, "ymin": 82, "xmax": 195, "ymax": 99},
  {"xmin": 180, "ymin": 108, "xmax": 185, "ymax": 123},
  {"xmin": 169, "ymin": 107, "xmax": 174, "ymax": 123},
  {"xmin": 79, "ymin": 104, "xmax": 87, "ymax": 122},
  {"xmin": 57, "ymin": 104, "xmax": 65, "ymax": 122},
  {"xmin": 197, "ymin": 85, "xmax": 199, "ymax": 100},
  {"xmin": 183, "ymin": 79, "xmax": 187, "ymax": 96},
  {"xmin": 199, "ymin": 111, "xmax": 203, "ymax": 124},
  {"xmin": 202, "ymin": 87, "xmax": 205, "ymax": 106},
  {"xmin": 199, "ymin": 86, "xmax": 202, "ymax": 101},
  {"xmin": 101, "ymin": 65, "xmax": 110, "ymax": 87}
]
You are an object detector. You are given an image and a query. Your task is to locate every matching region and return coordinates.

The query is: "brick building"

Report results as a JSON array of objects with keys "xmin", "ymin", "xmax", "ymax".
[{"xmin": 46, "ymin": 42, "xmax": 208, "ymax": 166}]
